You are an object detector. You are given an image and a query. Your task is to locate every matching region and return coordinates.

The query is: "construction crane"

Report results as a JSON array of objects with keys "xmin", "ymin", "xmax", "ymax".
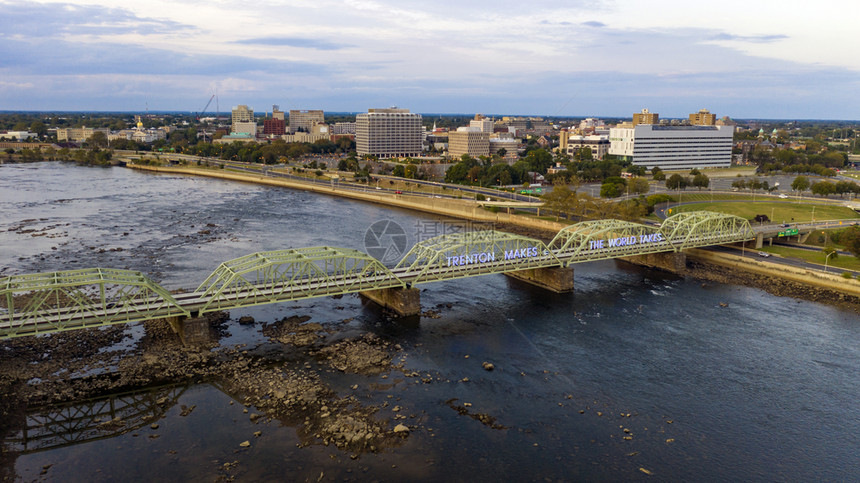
[{"xmin": 196, "ymin": 94, "xmax": 216, "ymax": 121}]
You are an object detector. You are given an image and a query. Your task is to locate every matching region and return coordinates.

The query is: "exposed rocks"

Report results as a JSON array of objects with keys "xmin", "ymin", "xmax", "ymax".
[
  {"xmin": 314, "ymin": 334, "xmax": 393, "ymax": 375},
  {"xmin": 481, "ymin": 361, "xmax": 495, "ymax": 371},
  {"xmin": 687, "ymin": 259, "xmax": 860, "ymax": 312}
]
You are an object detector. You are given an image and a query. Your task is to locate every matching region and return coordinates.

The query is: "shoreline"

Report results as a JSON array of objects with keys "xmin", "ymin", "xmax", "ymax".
[{"xmin": 126, "ymin": 163, "xmax": 860, "ymax": 305}]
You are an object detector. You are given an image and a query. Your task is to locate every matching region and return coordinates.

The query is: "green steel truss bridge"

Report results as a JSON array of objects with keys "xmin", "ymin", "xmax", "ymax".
[{"xmin": 1, "ymin": 211, "xmax": 754, "ymax": 339}]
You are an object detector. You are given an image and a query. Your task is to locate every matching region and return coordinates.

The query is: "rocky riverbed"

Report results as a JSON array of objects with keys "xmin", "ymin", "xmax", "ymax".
[{"xmin": 0, "ymin": 312, "xmax": 426, "ymax": 461}]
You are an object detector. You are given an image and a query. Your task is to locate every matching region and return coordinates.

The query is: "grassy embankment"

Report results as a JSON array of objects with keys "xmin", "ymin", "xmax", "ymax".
[{"xmin": 757, "ymin": 245, "xmax": 860, "ymax": 273}]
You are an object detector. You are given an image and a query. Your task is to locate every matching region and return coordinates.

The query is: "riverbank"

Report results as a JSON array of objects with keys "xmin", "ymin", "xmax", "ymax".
[
  {"xmin": 127, "ymin": 164, "xmax": 566, "ymax": 233},
  {"xmin": 126, "ymin": 163, "xmax": 860, "ymax": 304},
  {"xmin": 684, "ymin": 249, "xmax": 860, "ymax": 312}
]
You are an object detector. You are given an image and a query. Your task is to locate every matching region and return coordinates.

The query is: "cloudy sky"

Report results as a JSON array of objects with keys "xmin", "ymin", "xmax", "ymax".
[{"xmin": 1, "ymin": 0, "xmax": 858, "ymax": 119}]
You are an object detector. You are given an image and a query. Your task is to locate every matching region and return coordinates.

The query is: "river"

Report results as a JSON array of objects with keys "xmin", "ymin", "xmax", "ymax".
[{"xmin": 1, "ymin": 162, "xmax": 858, "ymax": 481}]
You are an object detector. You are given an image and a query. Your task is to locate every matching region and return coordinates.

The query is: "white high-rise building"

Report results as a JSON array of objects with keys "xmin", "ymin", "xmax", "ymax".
[
  {"xmin": 356, "ymin": 108, "xmax": 423, "ymax": 158},
  {"xmin": 609, "ymin": 124, "xmax": 734, "ymax": 169},
  {"xmin": 470, "ymin": 114, "xmax": 494, "ymax": 133},
  {"xmin": 231, "ymin": 105, "xmax": 256, "ymax": 135}
]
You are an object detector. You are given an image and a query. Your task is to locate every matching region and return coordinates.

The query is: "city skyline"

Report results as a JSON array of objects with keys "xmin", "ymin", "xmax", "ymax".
[{"xmin": 1, "ymin": 1, "xmax": 858, "ymax": 119}]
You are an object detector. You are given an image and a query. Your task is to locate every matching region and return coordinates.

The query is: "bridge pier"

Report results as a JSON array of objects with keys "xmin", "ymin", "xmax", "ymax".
[
  {"xmin": 360, "ymin": 287, "xmax": 421, "ymax": 316},
  {"xmin": 623, "ymin": 251, "xmax": 687, "ymax": 272},
  {"xmin": 166, "ymin": 315, "xmax": 215, "ymax": 346},
  {"xmin": 505, "ymin": 266, "xmax": 575, "ymax": 293}
]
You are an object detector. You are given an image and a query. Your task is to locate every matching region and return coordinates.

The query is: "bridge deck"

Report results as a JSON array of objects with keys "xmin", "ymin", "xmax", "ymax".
[{"xmin": 1, "ymin": 211, "xmax": 756, "ymax": 338}]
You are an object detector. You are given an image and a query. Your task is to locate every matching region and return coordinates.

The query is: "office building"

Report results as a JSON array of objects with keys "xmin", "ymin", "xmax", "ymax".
[
  {"xmin": 564, "ymin": 134, "xmax": 610, "ymax": 160},
  {"xmin": 609, "ymin": 124, "xmax": 734, "ymax": 169},
  {"xmin": 689, "ymin": 108, "xmax": 716, "ymax": 126},
  {"xmin": 289, "ymin": 109, "xmax": 324, "ymax": 134},
  {"xmin": 448, "ymin": 127, "xmax": 490, "ymax": 158},
  {"xmin": 263, "ymin": 118, "xmax": 286, "ymax": 136},
  {"xmin": 231, "ymin": 105, "xmax": 256, "ymax": 135},
  {"xmin": 355, "ymin": 108, "xmax": 423, "ymax": 158},
  {"xmin": 470, "ymin": 114, "xmax": 494, "ymax": 133},
  {"xmin": 272, "ymin": 105, "xmax": 285, "ymax": 121},
  {"xmin": 632, "ymin": 108, "xmax": 659, "ymax": 126},
  {"xmin": 333, "ymin": 122, "xmax": 356, "ymax": 135},
  {"xmin": 56, "ymin": 127, "xmax": 110, "ymax": 142}
]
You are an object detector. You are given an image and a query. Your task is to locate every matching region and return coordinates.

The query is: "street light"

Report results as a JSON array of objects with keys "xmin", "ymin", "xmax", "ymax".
[{"xmin": 824, "ymin": 250, "xmax": 836, "ymax": 273}]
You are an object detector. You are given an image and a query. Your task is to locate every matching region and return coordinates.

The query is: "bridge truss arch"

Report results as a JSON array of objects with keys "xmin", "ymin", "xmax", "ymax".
[
  {"xmin": 548, "ymin": 219, "xmax": 672, "ymax": 264},
  {"xmin": 394, "ymin": 230, "xmax": 561, "ymax": 284},
  {"xmin": 660, "ymin": 211, "xmax": 755, "ymax": 249},
  {"xmin": 0, "ymin": 268, "xmax": 188, "ymax": 339},
  {"xmin": 195, "ymin": 247, "xmax": 404, "ymax": 314}
]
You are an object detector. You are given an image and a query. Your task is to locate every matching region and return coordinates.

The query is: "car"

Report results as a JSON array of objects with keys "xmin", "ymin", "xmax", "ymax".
[
  {"xmin": 375, "ymin": 186, "xmax": 382, "ymax": 190},
  {"xmin": 778, "ymin": 194, "xmax": 788, "ymax": 199},
  {"xmin": 395, "ymin": 190, "xmax": 402, "ymax": 194},
  {"xmin": 782, "ymin": 223, "xmax": 790, "ymax": 228},
  {"xmin": 758, "ymin": 252, "xmax": 771, "ymax": 258}
]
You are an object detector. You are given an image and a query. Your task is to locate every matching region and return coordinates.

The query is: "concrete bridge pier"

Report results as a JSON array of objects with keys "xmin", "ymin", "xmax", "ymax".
[
  {"xmin": 505, "ymin": 266, "xmax": 575, "ymax": 293},
  {"xmin": 360, "ymin": 287, "xmax": 421, "ymax": 316},
  {"xmin": 166, "ymin": 315, "xmax": 215, "ymax": 346},
  {"xmin": 623, "ymin": 251, "xmax": 687, "ymax": 272}
]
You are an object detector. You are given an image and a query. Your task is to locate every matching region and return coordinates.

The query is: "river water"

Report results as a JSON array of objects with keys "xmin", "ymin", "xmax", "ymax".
[{"xmin": 1, "ymin": 162, "xmax": 859, "ymax": 481}]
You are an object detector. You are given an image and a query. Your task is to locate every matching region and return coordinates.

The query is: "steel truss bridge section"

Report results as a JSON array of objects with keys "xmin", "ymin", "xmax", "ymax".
[
  {"xmin": 0, "ymin": 211, "xmax": 755, "ymax": 339},
  {"xmin": 395, "ymin": 230, "xmax": 562, "ymax": 284},
  {"xmin": 548, "ymin": 212, "xmax": 754, "ymax": 266},
  {"xmin": 0, "ymin": 268, "xmax": 189, "ymax": 339},
  {"xmin": 194, "ymin": 247, "xmax": 405, "ymax": 315}
]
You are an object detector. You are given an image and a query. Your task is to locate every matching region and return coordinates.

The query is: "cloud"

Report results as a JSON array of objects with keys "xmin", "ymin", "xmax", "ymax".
[
  {"xmin": 709, "ymin": 33, "xmax": 789, "ymax": 43},
  {"xmin": 582, "ymin": 21, "xmax": 606, "ymax": 28},
  {"xmin": 0, "ymin": 1, "xmax": 195, "ymax": 37},
  {"xmin": 232, "ymin": 37, "xmax": 351, "ymax": 50}
]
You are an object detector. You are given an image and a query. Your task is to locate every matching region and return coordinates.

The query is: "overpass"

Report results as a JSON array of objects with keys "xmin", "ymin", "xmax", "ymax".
[{"xmin": 0, "ymin": 211, "xmax": 755, "ymax": 340}]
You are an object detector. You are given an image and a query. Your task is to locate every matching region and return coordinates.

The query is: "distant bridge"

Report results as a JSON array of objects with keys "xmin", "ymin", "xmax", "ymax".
[{"xmin": 0, "ymin": 211, "xmax": 755, "ymax": 339}]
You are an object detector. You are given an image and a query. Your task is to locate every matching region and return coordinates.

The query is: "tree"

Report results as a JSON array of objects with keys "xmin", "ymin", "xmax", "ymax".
[
  {"xmin": 600, "ymin": 182, "xmax": 623, "ymax": 198},
  {"xmin": 30, "ymin": 121, "xmax": 47, "ymax": 138},
  {"xmin": 732, "ymin": 179, "xmax": 747, "ymax": 190},
  {"xmin": 88, "ymin": 131, "xmax": 108, "ymax": 148},
  {"xmin": 841, "ymin": 226, "xmax": 860, "ymax": 258},
  {"xmin": 628, "ymin": 177, "xmax": 650, "ymax": 195},
  {"xmin": 666, "ymin": 173, "xmax": 688, "ymax": 190},
  {"xmin": 810, "ymin": 181, "xmax": 835, "ymax": 197},
  {"xmin": 628, "ymin": 165, "xmax": 647, "ymax": 177},
  {"xmin": 542, "ymin": 184, "xmax": 577, "ymax": 220},
  {"xmin": 692, "ymin": 173, "xmax": 710, "ymax": 190},
  {"xmin": 651, "ymin": 166, "xmax": 665, "ymax": 181},
  {"xmin": 791, "ymin": 175, "xmax": 810, "ymax": 192}
]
